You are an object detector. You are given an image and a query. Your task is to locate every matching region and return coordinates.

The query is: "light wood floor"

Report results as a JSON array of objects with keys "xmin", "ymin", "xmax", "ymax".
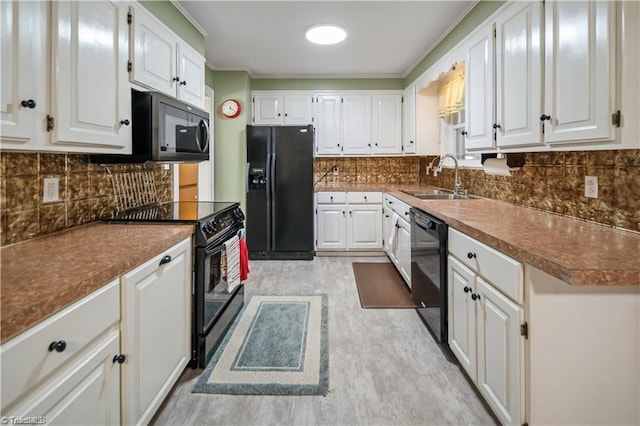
[{"xmin": 152, "ymin": 257, "xmax": 497, "ymax": 426}]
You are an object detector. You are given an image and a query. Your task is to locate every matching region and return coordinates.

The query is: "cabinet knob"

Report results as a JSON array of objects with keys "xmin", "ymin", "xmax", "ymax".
[
  {"xmin": 173, "ymin": 76, "xmax": 180, "ymax": 82},
  {"xmin": 159, "ymin": 255, "xmax": 172, "ymax": 266},
  {"xmin": 364, "ymin": 196, "xmax": 367, "ymax": 201},
  {"xmin": 330, "ymin": 196, "xmax": 333, "ymax": 201},
  {"xmin": 463, "ymin": 286, "xmax": 472, "ymax": 293},
  {"xmin": 461, "ymin": 131, "xmax": 468, "ymax": 136},
  {"xmin": 375, "ymin": 143, "xmax": 378, "ymax": 147},
  {"xmin": 277, "ymin": 113, "xmax": 281, "ymax": 117},
  {"xmin": 48, "ymin": 340, "xmax": 67, "ymax": 353},
  {"xmin": 284, "ymin": 113, "xmax": 288, "ymax": 117},
  {"xmin": 21, "ymin": 99, "xmax": 36, "ymax": 109},
  {"xmin": 120, "ymin": 119, "xmax": 130, "ymax": 126},
  {"xmin": 342, "ymin": 211, "xmax": 345, "ymax": 216},
  {"xmin": 410, "ymin": 140, "xmax": 414, "ymax": 144},
  {"xmin": 467, "ymin": 252, "xmax": 476, "ymax": 259},
  {"xmin": 471, "ymin": 293, "xmax": 481, "ymax": 301},
  {"xmin": 385, "ymin": 215, "xmax": 390, "ymax": 218},
  {"xmin": 540, "ymin": 114, "xmax": 551, "ymax": 121},
  {"xmin": 492, "ymin": 123, "xmax": 501, "ymax": 130},
  {"xmin": 180, "ymin": 81, "xmax": 187, "ymax": 86},
  {"xmin": 113, "ymin": 354, "xmax": 126, "ymax": 364},
  {"xmin": 404, "ymin": 211, "xmax": 409, "ymax": 215},
  {"xmin": 368, "ymin": 143, "xmax": 371, "ymax": 147}
]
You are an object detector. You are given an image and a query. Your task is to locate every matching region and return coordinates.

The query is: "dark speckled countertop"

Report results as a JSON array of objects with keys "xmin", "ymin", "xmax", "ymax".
[
  {"xmin": 1, "ymin": 223, "xmax": 194, "ymax": 343},
  {"xmin": 315, "ymin": 182, "xmax": 640, "ymax": 287}
]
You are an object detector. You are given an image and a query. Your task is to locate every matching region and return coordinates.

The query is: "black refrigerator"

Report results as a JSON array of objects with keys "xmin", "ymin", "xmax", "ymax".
[{"xmin": 246, "ymin": 125, "xmax": 314, "ymax": 260}]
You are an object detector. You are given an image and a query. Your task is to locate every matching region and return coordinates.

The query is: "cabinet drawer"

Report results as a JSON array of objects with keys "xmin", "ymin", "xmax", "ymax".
[
  {"xmin": 448, "ymin": 228, "xmax": 523, "ymax": 303},
  {"xmin": 1, "ymin": 279, "xmax": 120, "ymax": 410},
  {"xmin": 346, "ymin": 191, "xmax": 382, "ymax": 204},
  {"xmin": 384, "ymin": 194, "xmax": 411, "ymax": 220},
  {"xmin": 317, "ymin": 192, "xmax": 347, "ymax": 204}
]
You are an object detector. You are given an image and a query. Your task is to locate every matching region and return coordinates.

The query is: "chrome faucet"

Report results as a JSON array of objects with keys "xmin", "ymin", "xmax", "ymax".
[{"xmin": 436, "ymin": 154, "xmax": 464, "ymax": 196}]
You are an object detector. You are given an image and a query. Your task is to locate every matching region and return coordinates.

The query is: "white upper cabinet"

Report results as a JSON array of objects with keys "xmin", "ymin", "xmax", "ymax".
[
  {"xmin": 543, "ymin": 1, "xmax": 615, "ymax": 144},
  {"xmin": 315, "ymin": 95, "xmax": 342, "ymax": 155},
  {"xmin": 495, "ymin": 1, "xmax": 543, "ymax": 148},
  {"xmin": 1, "ymin": 0, "xmax": 132, "ymax": 154},
  {"xmin": 51, "ymin": 1, "xmax": 131, "ymax": 151},
  {"xmin": 342, "ymin": 95, "xmax": 372, "ymax": 155},
  {"xmin": 402, "ymin": 85, "xmax": 417, "ymax": 154},
  {"xmin": 178, "ymin": 42, "xmax": 206, "ymax": 109},
  {"xmin": 252, "ymin": 92, "xmax": 313, "ymax": 125},
  {"xmin": 372, "ymin": 94, "xmax": 402, "ymax": 154},
  {"xmin": 130, "ymin": 5, "xmax": 205, "ymax": 109},
  {"xmin": 465, "ymin": 26, "xmax": 495, "ymax": 151},
  {"xmin": 0, "ymin": 1, "xmax": 47, "ymax": 149}
]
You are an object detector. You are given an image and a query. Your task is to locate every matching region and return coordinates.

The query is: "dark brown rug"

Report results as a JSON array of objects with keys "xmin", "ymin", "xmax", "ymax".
[{"xmin": 352, "ymin": 262, "xmax": 417, "ymax": 309}]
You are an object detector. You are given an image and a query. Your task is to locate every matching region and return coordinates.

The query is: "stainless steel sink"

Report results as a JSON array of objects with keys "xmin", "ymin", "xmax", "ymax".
[
  {"xmin": 401, "ymin": 189, "xmax": 474, "ymax": 200},
  {"xmin": 401, "ymin": 189, "xmax": 453, "ymax": 196}
]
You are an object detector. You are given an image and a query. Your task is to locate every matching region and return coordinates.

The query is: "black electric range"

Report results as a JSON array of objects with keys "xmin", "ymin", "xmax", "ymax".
[
  {"xmin": 108, "ymin": 201, "xmax": 246, "ymax": 368},
  {"xmin": 109, "ymin": 201, "xmax": 244, "ymax": 247}
]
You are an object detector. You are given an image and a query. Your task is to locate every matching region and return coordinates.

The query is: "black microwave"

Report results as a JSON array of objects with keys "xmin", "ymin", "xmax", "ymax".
[{"xmin": 91, "ymin": 89, "xmax": 210, "ymax": 164}]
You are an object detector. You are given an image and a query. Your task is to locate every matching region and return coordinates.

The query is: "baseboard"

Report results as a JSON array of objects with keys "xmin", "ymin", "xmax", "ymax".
[{"xmin": 315, "ymin": 251, "xmax": 386, "ymax": 257}]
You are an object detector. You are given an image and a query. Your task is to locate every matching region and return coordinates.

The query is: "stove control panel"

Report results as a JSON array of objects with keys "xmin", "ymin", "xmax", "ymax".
[{"xmin": 197, "ymin": 206, "xmax": 245, "ymax": 246}]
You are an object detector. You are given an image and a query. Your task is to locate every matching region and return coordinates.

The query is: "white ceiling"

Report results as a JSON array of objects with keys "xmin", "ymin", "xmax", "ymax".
[{"xmin": 177, "ymin": 1, "xmax": 476, "ymax": 78}]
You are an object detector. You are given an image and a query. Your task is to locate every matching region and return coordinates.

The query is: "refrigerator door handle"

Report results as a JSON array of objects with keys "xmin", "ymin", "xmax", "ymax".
[
  {"xmin": 245, "ymin": 162, "xmax": 250, "ymax": 193},
  {"xmin": 270, "ymin": 151, "xmax": 276, "ymax": 251},
  {"xmin": 266, "ymin": 152, "xmax": 272, "ymax": 251}
]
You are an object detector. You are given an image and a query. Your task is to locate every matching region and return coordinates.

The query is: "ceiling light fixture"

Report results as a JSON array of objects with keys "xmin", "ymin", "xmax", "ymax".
[{"xmin": 305, "ymin": 24, "xmax": 347, "ymax": 45}]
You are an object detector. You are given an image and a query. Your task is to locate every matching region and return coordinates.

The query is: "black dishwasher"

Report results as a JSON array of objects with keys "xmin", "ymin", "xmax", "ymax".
[{"xmin": 409, "ymin": 208, "xmax": 448, "ymax": 344}]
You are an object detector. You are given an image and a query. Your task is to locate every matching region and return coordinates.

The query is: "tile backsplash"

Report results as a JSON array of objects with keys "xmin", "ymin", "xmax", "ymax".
[
  {"xmin": 1, "ymin": 152, "xmax": 172, "ymax": 246},
  {"xmin": 314, "ymin": 157, "xmax": 420, "ymax": 184},
  {"xmin": 3, "ymin": 149, "xmax": 637, "ymax": 245},
  {"xmin": 420, "ymin": 150, "xmax": 640, "ymax": 233}
]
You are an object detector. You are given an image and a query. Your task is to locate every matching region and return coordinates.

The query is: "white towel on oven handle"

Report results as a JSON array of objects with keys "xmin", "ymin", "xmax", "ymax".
[
  {"xmin": 386, "ymin": 212, "xmax": 400, "ymax": 250},
  {"xmin": 223, "ymin": 235, "xmax": 240, "ymax": 293}
]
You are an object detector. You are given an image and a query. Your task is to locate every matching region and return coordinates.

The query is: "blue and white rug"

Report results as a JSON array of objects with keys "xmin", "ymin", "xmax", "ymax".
[{"xmin": 193, "ymin": 295, "xmax": 329, "ymax": 395}]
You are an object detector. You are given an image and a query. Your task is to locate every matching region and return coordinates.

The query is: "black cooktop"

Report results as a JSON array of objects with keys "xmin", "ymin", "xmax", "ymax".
[{"xmin": 109, "ymin": 201, "xmax": 239, "ymax": 223}]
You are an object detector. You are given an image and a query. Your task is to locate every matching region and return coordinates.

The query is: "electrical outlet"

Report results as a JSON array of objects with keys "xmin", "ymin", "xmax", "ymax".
[
  {"xmin": 43, "ymin": 177, "xmax": 60, "ymax": 203},
  {"xmin": 332, "ymin": 166, "xmax": 339, "ymax": 176},
  {"xmin": 585, "ymin": 176, "xmax": 598, "ymax": 198}
]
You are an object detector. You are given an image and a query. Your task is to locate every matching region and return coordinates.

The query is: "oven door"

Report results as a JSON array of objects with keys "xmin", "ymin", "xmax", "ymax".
[
  {"xmin": 193, "ymin": 229, "xmax": 245, "ymax": 367},
  {"xmin": 195, "ymin": 233, "xmax": 242, "ymax": 336}
]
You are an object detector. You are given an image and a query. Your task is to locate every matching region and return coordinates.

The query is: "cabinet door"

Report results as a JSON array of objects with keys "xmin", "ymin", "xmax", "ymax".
[
  {"xmin": 316, "ymin": 204, "xmax": 347, "ymax": 250},
  {"xmin": 448, "ymin": 255, "xmax": 477, "ymax": 380},
  {"xmin": 0, "ymin": 0, "xmax": 47, "ymax": 149},
  {"xmin": 52, "ymin": 1, "xmax": 131, "ymax": 151},
  {"xmin": 403, "ymin": 85, "xmax": 417, "ymax": 154},
  {"xmin": 283, "ymin": 95, "xmax": 313, "ymax": 125},
  {"xmin": 465, "ymin": 26, "xmax": 495, "ymax": 151},
  {"xmin": 315, "ymin": 95, "xmax": 342, "ymax": 155},
  {"xmin": 120, "ymin": 239, "xmax": 191, "ymax": 426},
  {"xmin": 7, "ymin": 331, "xmax": 120, "ymax": 425},
  {"xmin": 495, "ymin": 1, "xmax": 543, "ymax": 148},
  {"xmin": 347, "ymin": 205, "xmax": 382, "ymax": 250},
  {"xmin": 178, "ymin": 43, "xmax": 205, "ymax": 109},
  {"xmin": 253, "ymin": 94, "xmax": 283, "ymax": 125},
  {"xmin": 372, "ymin": 94, "xmax": 402, "ymax": 154},
  {"xmin": 342, "ymin": 95, "xmax": 372, "ymax": 154},
  {"xmin": 476, "ymin": 277, "xmax": 524, "ymax": 426},
  {"xmin": 131, "ymin": 5, "xmax": 178, "ymax": 97},
  {"xmin": 396, "ymin": 218, "xmax": 412, "ymax": 286},
  {"xmin": 382, "ymin": 206, "xmax": 393, "ymax": 255},
  {"xmin": 543, "ymin": 1, "xmax": 615, "ymax": 144}
]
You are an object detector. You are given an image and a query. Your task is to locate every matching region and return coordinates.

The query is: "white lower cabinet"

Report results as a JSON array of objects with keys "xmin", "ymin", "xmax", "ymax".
[
  {"xmin": 1, "ymin": 280, "xmax": 121, "ymax": 424},
  {"xmin": 0, "ymin": 238, "xmax": 193, "ymax": 425},
  {"xmin": 383, "ymin": 193, "xmax": 412, "ymax": 286},
  {"xmin": 448, "ymin": 228, "xmax": 524, "ymax": 425},
  {"xmin": 316, "ymin": 192, "xmax": 382, "ymax": 251},
  {"xmin": 120, "ymin": 238, "xmax": 192, "ymax": 426}
]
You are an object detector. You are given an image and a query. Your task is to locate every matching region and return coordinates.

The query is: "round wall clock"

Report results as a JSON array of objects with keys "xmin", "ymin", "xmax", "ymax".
[{"xmin": 221, "ymin": 99, "xmax": 241, "ymax": 118}]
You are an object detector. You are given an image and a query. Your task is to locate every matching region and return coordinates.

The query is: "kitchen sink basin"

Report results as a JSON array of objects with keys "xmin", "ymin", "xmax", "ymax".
[{"xmin": 401, "ymin": 189, "xmax": 474, "ymax": 200}]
